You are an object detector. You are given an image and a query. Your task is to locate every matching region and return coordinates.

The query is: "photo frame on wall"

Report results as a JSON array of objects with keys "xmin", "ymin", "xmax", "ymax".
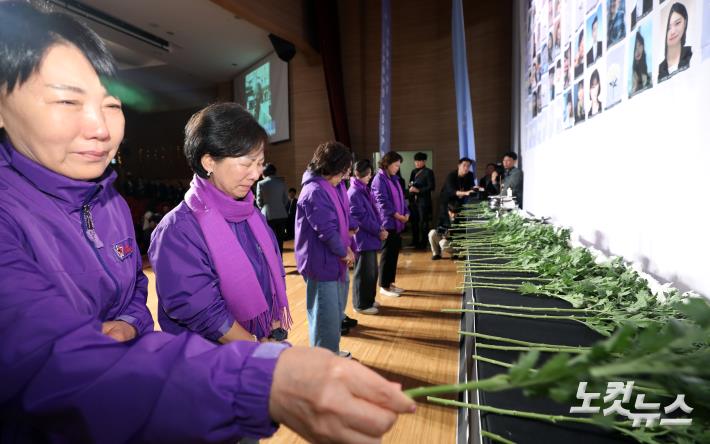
[
  {"xmin": 628, "ymin": 21, "xmax": 653, "ymax": 97},
  {"xmin": 656, "ymin": 0, "xmax": 697, "ymax": 83}
]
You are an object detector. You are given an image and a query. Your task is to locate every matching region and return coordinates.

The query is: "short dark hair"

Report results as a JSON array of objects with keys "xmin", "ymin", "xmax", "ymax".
[
  {"xmin": 503, "ymin": 151, "xmax": 518, "ymax": 161},
  {"xmin": 486, "ymin": 163, "xmax": 497, "ymax": 168},
  {"xmin": 353, "ymin": 159, "xmax": 372, "ymax": 178},
  {"xmin": 263, "ymin": 163, "xmax": 277, "ymax": 177},
  {"xmin": 184, "ymin": 103, "xmax": 268, "ymax": 178},
  {"xmin": 379, "ymin": 151, "xmax": 403, "ymax": 170},
  {"xmin": 308, "ymin": 141, "xmax": 352, "ymax": 177},
  {"xmin": 414, "ymin": 152, "xmax": 428, "ymax": 161},
  {"xmin": 288, "ymin": 187, "xmax": 297, "ymax": 194},
  {"xmin": 0, "ymin": 1, "xmax": 117, "ymax": 95},
  {"xmin": 459, "ymin": 157, "xmax": 473, "ymax": 165}
]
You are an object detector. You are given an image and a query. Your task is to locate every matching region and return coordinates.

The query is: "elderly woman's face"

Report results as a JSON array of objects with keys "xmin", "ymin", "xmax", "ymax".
[
  {"xmin": 0, "ymin": 44, "xmax": 124, "ymax": 180},
  {"xmin": 203, "ymin": 145, "xmax": 265, "ymax": 199}
]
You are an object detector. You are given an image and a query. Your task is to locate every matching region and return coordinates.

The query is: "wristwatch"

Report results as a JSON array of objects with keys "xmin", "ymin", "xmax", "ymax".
[{"xmin": 268, "ymin": 327, "xmax": 288, "ymax": 342}]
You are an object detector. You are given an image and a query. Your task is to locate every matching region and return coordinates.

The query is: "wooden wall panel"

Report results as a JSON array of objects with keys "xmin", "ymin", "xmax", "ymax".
[{"xmin": 339, "ymin": 0, "xmax": 513, "ymax": 217}]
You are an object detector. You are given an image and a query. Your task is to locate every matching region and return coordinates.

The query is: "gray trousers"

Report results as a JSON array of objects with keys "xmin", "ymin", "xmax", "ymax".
[
  {"xmin": 428, "ymin": 229, "xmax": 453, "ymax": 256},
  {"xmin": 352, "ymin": 250, "xmax": 378, "ymax": 310}
]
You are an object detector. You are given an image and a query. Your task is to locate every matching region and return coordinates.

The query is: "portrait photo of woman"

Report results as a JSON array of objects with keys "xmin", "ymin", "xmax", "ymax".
[
  {"xmin": 658, "ymin": 2, "xmax": 693, "ymax": 82},
  {"xmin": 574, "ymin": 79, "xmax": 586, "ymax": 124},
  {"xmin": 587, "ymin": 68, "xmax": 603, "ymax": 118},
  {"xmin": 630, "ymin": 28, "xmax": 653, "ymax": 96}
]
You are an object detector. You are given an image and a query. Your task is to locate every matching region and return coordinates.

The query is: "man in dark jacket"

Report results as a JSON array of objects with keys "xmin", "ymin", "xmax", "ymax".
[
  {"xmin": 408, "ymin": 152, "xmax": 435, "ymax": 249},
  {"xmin": 438, "ymin": 157, "xmax": 475, "ymax": 226}
]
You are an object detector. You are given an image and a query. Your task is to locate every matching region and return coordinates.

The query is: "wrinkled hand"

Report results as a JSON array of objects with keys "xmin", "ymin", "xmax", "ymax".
[
  {"xmin": 101, "ymin": 320, "xmax": 137, "ymax": 342},
  {"xmin": 379, "ymin": 230, "xmax": 389, "ymax": 241},
  {"xmin": 408, "ymin": 186, "xmax": 419, "ymax": 194},
  {"xmin": 269, "ymin": 347, "xmax": 416, "ymax": 444},
  {"xmin": 491, "ymin": 171, "xmax": 499, "ymax": 183}
]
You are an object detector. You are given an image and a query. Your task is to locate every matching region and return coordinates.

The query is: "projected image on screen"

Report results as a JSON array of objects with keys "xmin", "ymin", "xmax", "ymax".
[
  {"xmin": 245, "ymin": 62, "xmax": 274, "ymax": 135},
  {"xmin": 628, "ymin": 23, "xmax": 653, "ymax": 97}
]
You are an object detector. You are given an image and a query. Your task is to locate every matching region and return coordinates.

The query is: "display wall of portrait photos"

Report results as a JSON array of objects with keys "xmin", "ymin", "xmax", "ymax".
[{"xmin": 523, "ymin": 0, "xmax": 707, "ymax": 148}]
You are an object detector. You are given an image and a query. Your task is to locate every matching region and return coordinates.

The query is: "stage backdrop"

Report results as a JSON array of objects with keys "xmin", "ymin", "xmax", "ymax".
[{"xmin": 518, "ymin": 0, "xmax": 710, "ymax": 296}]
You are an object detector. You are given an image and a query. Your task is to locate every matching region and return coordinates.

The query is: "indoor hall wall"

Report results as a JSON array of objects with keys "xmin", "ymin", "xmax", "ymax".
[
  {"xmin": 261, "ymin": 52, "xmax": 334, "ymax": 194},
  {"xmin": 339, "ymin": 0, "xmax": 512, "ymax": 212},
  {"xmin": 118, "ymin": 108, "xmax": 199, "ymax": 182}
]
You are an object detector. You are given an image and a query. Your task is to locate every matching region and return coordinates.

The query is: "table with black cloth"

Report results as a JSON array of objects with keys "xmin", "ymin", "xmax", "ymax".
[{"xmin": 456, "ymin": 224, "xmax": 635, "ymax": 444}]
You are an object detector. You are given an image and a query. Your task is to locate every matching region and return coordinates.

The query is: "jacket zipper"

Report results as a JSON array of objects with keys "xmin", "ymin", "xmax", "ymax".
[{"xmin": 81, "ymin": 187, "xmax": 121, "ymax": 313}]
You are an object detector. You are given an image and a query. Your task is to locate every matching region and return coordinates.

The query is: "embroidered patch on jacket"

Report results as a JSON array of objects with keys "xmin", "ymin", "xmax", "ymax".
[{"xmin": 113, "ymin": 238, "xmax": 135, "ymax": 261}]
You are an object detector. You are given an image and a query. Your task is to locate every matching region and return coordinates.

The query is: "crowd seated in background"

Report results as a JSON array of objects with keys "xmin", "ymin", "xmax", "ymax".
[{"xmin": 117, "ymin": 175, "xmax": 188, "ymax": 251}]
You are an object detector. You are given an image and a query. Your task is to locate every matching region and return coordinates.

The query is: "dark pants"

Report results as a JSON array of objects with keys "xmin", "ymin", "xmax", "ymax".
[
  {"xmin": 352, "ymin": 250, "xmax": 378, "ymax": 309},
  {"xmin": 267, "ymin": 218, "xmax": 287, "ymax": 255},
  {"xmin": 409, "ymin": 198, "xmax": 431, "ymax": 248},
  {"xmin": 379, "ymin": 230, "xmax": 401, "ymax": 288}
]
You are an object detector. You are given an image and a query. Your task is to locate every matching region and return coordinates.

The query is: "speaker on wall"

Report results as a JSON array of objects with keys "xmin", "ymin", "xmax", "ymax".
[{"xmin": 268, "ymin": 33, "xmax": 296, "ymax": 62}]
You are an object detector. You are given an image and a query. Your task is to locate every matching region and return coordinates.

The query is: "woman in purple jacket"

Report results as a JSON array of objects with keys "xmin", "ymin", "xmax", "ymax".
[
  {"xmin": 348, "ymin": 159, "xmax": 388, "ymax": 314},
  {"xmin": 371, "ymin": 151, "xmax": 409, "ymax": 297},
  {"xmin": 295, "ymin": 141, "xmax": 354, "ymax": 357},
  {"xmin": 0, "ymin": 2, "xmax": 413, "ymax": 442},
  {"xmin": 149, "ymin": 103, "xmax": 292, "ymax": 345}
]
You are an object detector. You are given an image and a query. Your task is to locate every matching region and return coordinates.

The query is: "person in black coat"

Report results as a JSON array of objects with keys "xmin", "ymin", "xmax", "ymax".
[
  {"xmin": 286, "ymin": 187, "xmax": 297, "ymax": 240},
  {"xmin": 586, "ymin": 16, "xmax": 603, "ymax": 66},
  {"xmin": 438, "ymin": 157, "xmax": 475, "ymax": 226},
  {"xmin": 407, "ymin": 152, "xmax": 435, "ymax": 249}
]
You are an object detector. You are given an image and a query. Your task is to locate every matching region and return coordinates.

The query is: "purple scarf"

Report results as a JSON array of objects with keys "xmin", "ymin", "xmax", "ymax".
[
  {"xmin": 315, "ymin": 176, "xmax": 350, "ymax": 281},
  {"xmin": 350, "ymin": 177, "xmax": 380, "ymax": 223},
  {"xmin": 185, "ymin": 175, "xmax": 291, "ymax": 334},
  {"xmin": 378, "ymin": 169, "xmax": 405, "ymax": 232}
]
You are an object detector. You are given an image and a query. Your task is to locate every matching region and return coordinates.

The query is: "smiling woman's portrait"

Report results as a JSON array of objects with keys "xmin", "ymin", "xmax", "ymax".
[{"xmin": 658, "ymin": 2, "xmax": 693, "ymax": 81}]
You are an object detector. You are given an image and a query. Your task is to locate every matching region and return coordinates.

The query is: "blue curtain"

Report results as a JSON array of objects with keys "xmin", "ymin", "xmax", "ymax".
[
  {"xmin": 379, "ymin": 0, "xmax": 391, "ymax": 155},
  {"xmin": 452, "ymin": 0, "xmax": 476, "ymax": 162}
]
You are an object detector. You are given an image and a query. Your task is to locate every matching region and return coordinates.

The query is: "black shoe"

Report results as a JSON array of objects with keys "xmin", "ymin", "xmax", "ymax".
[
  {"xmin": 342, "ymin": 315, "xmax": 358, "ymax": 328},
  {"xmin": 432, "ymin": 254, "xmax": 442, "ymax": 260},
  {"xmin": 341, "ymin": 325, "xmax": 350, "ymax": 335}
]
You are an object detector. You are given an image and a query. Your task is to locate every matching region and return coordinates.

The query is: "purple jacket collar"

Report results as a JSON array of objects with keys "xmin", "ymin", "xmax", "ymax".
[{"xmin": 0, "ymin": 138, "xmax": 116, "ymax": 210}]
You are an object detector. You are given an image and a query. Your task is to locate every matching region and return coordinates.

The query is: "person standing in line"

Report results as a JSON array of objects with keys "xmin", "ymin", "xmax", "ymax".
[
  {"xmin": 348, "ymin": 159, "xmax": 388, "ymax": 314},
  {"xmin": 149, "ymin": 103, "xmax": 291, "ymax": 347},
  {"xmin": 294, "ymin": 141, "xmax": 355, "ymax": 358},
  {"xmin": 256, "ymin": 163, "xmax": 289, "ymax": 255},
  {"xmin": 372, "ymin": 151, "xmax": 409, "ymax": 298},
  {"xmin": 286, "ymin": 187, "xmax": 297, "ymax": 240},
  {"xmin": 408, "ymin": 152, "xmax": 435, "ymax": 250}
]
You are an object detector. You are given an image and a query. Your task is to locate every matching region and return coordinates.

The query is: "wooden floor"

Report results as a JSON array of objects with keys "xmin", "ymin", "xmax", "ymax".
[{"xmin": 144, "ymin": 241, "xmax": 462, "ymax": 443}]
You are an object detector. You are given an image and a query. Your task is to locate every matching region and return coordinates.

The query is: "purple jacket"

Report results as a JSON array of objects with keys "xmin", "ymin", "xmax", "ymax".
[
  {"xmin": 0, "ymin": 140, "xmax": 285, "ymax": 442},
  {"xmin": 295, "ymin": 171, "xmax": 350, "ymax": 281},
  {"xmin": 149, "ymin": 202, "xmax": 283, "ymax": 340},
  {"xmin": 347, "ymin": 179, "xmax": 384, "ymax": 252},
  {"xmin": 371, "ymin": 169, "xmax": 409, "ymax": 232}
]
